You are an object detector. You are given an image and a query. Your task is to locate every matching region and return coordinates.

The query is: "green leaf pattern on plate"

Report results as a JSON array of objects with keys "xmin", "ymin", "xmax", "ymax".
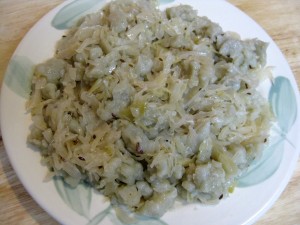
[
  {"xmin": 269, "ymin": 76, "xmax": 297, "ymax": 133},
  {"xmin": 54, "ymin": 178, "xmax": 91, "ymax": 218},
  {"xmin": 86, "ymin": 206, "xmax": 114, "ymax": 225},
  {"xmin": 54, "ymin": 178, "xmax": 167, "ymax": 224},
  {"xmin": 51, "ymin": 0, "xmax": 104, "ymax": 30},
  {"xmin": 237, "ymin": 136, "xmax": 284, "ymax": 187},
  {"xmin": 237, "ymin": 76, "xmax": 297, "ymax": 187},
  {"xmin": 4, "ymin": 56, "xmax": 33, "ymax": 99},
  {"xmin": 159, "ymin": 0, "xmax": 176, "ymax": 4}
]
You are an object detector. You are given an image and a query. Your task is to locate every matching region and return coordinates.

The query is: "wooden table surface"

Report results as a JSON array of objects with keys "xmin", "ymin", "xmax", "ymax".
[{"xmin": 0, "ymin": 0, "xmax": 299, "ymax": 224}]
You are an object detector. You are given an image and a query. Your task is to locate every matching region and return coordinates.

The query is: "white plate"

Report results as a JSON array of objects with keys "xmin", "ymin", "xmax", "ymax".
[{"xmin": 1, "ymin": 0, "xmax": 300, "ymax": 225}]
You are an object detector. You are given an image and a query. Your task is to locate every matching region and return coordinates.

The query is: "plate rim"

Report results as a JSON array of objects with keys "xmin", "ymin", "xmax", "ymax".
[{"xmin": 1, "ymin": 1, "xmax": 300, "ymax": 225}]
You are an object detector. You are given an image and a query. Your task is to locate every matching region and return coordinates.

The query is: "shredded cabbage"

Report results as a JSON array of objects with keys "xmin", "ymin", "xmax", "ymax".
[{"xmin": 27, "ymin": 0, "xmax": 273, "ymax": 218}]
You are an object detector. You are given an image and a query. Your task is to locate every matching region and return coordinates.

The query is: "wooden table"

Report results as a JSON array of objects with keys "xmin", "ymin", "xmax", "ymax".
[{"xmin": 0, "ymin": 0, "xmax": 299, "ymax": 224}]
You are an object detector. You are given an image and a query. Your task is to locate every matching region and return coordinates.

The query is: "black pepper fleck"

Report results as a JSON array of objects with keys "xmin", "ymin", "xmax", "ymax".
[{"xmin": 78, "ymin": 156, "xmax": 85, "ymax": 161}]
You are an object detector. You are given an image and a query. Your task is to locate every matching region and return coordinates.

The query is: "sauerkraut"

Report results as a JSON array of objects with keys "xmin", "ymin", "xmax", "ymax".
[{"xmin": 27, "ymin": 0, "xmax": 273, "ymax": 218}]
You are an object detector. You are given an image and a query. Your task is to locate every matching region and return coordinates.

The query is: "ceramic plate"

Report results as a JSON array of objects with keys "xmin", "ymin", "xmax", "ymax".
[{"xmin": 1, "ymin": 0, "xmax": 300, "ymax": 225}]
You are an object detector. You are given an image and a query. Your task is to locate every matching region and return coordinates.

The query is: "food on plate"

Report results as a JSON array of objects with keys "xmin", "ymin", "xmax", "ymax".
[{"xmin": 27, "ymin": 0, "xmax": 273, "ymax": 217}]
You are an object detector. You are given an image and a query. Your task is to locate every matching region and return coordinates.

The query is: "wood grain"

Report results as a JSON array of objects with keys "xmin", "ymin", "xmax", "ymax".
[{"xmin": 0, "ymin": 0, "xmax": 299, "ymax": 224}]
